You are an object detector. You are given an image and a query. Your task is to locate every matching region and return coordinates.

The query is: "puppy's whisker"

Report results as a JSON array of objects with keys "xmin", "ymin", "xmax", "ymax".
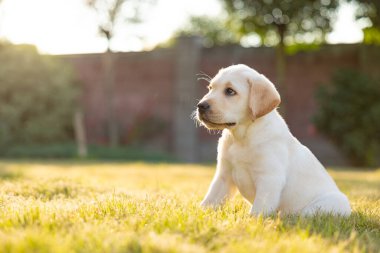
[
  {"xmin": 197, "ymin": 77, "xmax": 211, "ymax": 82},
  {"xmin": 199, "ymin": 71, "xmax": 212, "ymax": 80},
  {"xmin": 190, "ymin": 110, "xmax": 198, "ymax": 121},
  {"xmin": 190, "ymin": 110, "xmax": 201, "ymax": 128},
  {"xmin": 196, "ymin": 72, "xmax": 212, "ymax": 83}
]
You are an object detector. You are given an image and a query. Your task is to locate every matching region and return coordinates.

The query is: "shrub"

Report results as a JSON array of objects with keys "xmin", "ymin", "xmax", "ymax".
[
  {"xmin": 0, "ymin": 43, "xmax": 79, "ymax": 149},
  {"xmin": 314, "ymin": 69, "xmax": 380, "ymax": 166}
]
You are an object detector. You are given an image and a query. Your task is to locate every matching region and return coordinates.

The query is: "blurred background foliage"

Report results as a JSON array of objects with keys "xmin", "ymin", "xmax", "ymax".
[
  {"xmin": 175, "ymin": 15, "xmax": 240, "ymax": 47},
  {"xmin": 172, "ymin": 0, "xmax": 340, "ymax": 49},
  {"xmin": 221, "ymin": 0, "xmax": 339, "ymax": 46},
  {"xmin": 353, "ymin": 0, "xmax": 380, "ymax": 45},
  {"xmin": 0, "ymin": 42, "xmax": 78, "ymax": 149},
  {"xmin": 314, "ymin": 69, "xmax": 380, "ymax": 166},
  {"xmin": 172, "ymin": 0, "xmax": 380, "ymax": 48}
]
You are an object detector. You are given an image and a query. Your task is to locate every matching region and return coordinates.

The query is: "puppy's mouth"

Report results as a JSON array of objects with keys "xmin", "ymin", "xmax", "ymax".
[
  {"xmin": 204, "ymin": 119, "xmax": 236, "ymax": 127},
  {"xmin": 198, "ymin": 115, "xmax": 236, "ymax": 129}
]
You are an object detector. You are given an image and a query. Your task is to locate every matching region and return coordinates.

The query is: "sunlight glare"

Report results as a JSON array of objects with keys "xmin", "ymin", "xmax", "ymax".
[
  {"xmin": 0, "ymin": 0, "xmax": 107, "ymax": 54},
  {"xmin": 326, "ymin": 2, "xmax": 369, "ymax": 44}
]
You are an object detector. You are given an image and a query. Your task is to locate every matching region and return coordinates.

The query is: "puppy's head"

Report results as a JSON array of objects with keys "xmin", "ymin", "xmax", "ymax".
[{"xmin": 196, "ymin": 64, "xmax": 281, "ymax": 130}]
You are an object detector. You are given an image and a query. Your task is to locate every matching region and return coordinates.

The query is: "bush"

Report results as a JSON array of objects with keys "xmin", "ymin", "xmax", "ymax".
[
  {"xmin": 0, "ymin": 43, "xmax": 79, "ymax": 149},
  {"xmin": 314, "ymin": 69, "xmax": 380, "ymax": 167}
]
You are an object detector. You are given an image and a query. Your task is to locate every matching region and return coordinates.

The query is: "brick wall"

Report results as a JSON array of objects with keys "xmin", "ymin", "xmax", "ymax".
[
  {"xmin": 62, "ymin": 41, "xmax": 380, "ymax": 165},
  {"xmin": 64, "ymin": 50, "xmax": 177, "ymax": 150}
]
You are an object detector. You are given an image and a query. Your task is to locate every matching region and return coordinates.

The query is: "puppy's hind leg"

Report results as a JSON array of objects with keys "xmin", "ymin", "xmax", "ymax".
[{"xmin": 301, "ymin": 192, "xmax": 351, "ymax": 216}]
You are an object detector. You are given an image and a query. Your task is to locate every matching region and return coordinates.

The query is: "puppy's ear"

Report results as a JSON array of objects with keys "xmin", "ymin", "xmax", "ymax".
[{"xmin": 248, "ymin": 74, "xmax": 281, "ymax": 120}]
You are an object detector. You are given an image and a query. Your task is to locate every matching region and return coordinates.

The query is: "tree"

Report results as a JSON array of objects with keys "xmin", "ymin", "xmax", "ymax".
[
  {"xmin": 86, "ymin": 0, "xmax": 148, "ymax": 52},
  {"xmin": 351, "ymin": 0, "xmax": 380, "ymax": 44},
  {"xmin": 353, "ymin": 0, "xmax": 380, "ymax": 27},
  {"xmin": 176, "ymin": 15, "xmax": 240, "ymax": 47},
  {"xmin": 85, "ymin": 0, "xmax": 152, "ymax": 147},
  {"xmin": 220, "ymin": 0, "xmax": 339, "ymax": 115}
]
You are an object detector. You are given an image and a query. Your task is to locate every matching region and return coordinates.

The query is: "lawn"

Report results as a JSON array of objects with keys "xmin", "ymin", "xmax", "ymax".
[{"xmin": 0, "ymin": 161, "xmax": 379, "ymax": 253}]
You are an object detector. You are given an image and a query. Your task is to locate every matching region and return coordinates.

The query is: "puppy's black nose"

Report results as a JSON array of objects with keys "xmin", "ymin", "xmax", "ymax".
[{"xmin": 197, "ymin": 102, "xmax": 210, "ymax": 113}]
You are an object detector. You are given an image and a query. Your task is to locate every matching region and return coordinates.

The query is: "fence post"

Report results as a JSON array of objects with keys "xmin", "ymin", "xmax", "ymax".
[
  {"xmin": 74, "ymin": 110, "xmax": 88, "ymax": 158},
  {"xmin": 174, "ymin": 36, "xmax": 202, "ymax": 162}
]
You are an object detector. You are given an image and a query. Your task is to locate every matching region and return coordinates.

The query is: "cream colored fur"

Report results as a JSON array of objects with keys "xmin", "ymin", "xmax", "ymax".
[{"xmin": 196, "ymin": 64, "xmax": 351, "ymax": 216}]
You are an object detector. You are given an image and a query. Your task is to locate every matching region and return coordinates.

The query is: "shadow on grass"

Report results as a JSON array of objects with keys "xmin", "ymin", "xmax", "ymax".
[{"xmin": 278, "ymin": 211, "xmax": 380, "ymax": 252}]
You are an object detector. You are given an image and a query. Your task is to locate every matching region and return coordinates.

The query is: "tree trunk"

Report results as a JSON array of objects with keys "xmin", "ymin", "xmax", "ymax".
[
  {"xmin": 276, "ymin": 24, "xmax": 287, "ymax": 117},
  {"xmin": 103, "ymin": 48, "xmax": 119, "ymax": 147}
]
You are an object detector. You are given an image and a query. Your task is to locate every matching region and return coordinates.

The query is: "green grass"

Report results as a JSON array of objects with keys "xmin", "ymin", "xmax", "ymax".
[{"xmin": 0, "ymin": 161, "xmax": 378, "ymax": 253}]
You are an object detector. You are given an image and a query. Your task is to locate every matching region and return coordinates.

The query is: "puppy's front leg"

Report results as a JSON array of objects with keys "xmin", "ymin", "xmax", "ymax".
[
  {"xmin": 201, "ymin": 162, "xmax": 236, "ymax": 208},
  {"xmin": 250, "ymin": 175, "xmax": 285, "ymax": 216}
]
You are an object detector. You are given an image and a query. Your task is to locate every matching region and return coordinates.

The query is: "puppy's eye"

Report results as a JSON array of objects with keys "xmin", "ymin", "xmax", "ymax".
[{"xmin": 225, "ymin": 88, "xmax": 236, "ymax": 96}]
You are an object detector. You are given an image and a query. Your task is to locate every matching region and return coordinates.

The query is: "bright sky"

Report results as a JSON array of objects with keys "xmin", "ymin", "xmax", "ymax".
[{"xmin": 0, "ymin": 0, "xmax": 369, "ymax": 55}]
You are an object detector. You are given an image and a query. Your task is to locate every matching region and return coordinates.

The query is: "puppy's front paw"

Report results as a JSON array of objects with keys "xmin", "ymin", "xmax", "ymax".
[
  {"xmin": 200, "ymin": 199, "xmax": 220, "ymax": 209},
  {"xmin": 200, "ymin": 200, "xmax": 206, "ymax": 207},
  {"xmin": 200, "ymin": 200, "xmax": 212, "ymax": 208},
  {"xmin": 249, "ymin": 210, "xmax": 274, "ymax": 218},
  {"xmin": 250, "ymin": 206, "xmax": 276, "ymax": 217}
]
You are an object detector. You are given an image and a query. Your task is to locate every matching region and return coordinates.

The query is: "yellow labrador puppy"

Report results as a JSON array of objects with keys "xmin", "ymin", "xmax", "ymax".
[{"xmin": 196, "ymin": 64, "xmax": 351, "ymax": 216}]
